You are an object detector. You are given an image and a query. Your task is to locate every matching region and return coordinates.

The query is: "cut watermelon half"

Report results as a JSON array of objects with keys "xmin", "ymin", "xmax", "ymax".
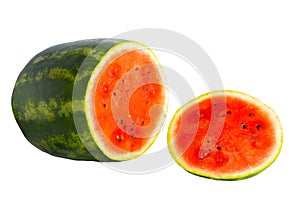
[
  {"xmin": 167, "ymin": 90, "xmax": 283, "ymax": 180},
  {"xmin": 12, "ymin": 39, "xmax": 168, "ymax": 162}
]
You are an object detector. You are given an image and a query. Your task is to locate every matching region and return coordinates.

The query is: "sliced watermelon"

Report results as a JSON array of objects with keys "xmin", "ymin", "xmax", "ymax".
[
  {"xmin": 12, "ymin": 39, "xmax": 167, "ymax": 161},
  {"xmin": 167, "ymin": 90, "xmax": 283, "ymax": 180}
]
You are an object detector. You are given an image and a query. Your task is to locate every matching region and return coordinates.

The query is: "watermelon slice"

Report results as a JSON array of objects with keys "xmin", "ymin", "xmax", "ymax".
[
  {"xmin": 167, "ymin": 90, "xmax": 283, "ymax": 180},
  {"xmin": 12, "ymin": 39, "xmax": 167, "ymax": 161}
]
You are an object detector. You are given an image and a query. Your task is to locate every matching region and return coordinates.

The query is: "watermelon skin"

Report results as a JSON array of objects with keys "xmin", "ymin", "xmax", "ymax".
[{"xmin": 12, "ymin": 39, "xmax": 129, "ymax": 161}]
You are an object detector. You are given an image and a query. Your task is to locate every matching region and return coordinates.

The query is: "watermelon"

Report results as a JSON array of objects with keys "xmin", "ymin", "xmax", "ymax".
[
  {"xmin": 12, "ymin": 39, "xmax": 167, "ymax": 161},
  {"xmin": 167, "ymin": 90, "xmax": 283, "ymax": 180}
]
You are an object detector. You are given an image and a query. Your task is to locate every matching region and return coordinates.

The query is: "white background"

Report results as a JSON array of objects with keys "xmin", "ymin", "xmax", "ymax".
[{"xmin": 1, "ymin": 0, "xmax": 299, "ymax": 199}]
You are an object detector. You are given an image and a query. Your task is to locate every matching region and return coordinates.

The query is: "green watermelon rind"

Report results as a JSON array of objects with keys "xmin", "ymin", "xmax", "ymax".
[
  {"xmin": 12, "ymin": 39, "xmax": 111, "ymax": 161},
  {"xmin": 167, "ymin": 90, "xmax": 283, "ymax": 180},
  {"xmin": 12, "ymin": 39, "xmax": 167, "ymax": 162}
]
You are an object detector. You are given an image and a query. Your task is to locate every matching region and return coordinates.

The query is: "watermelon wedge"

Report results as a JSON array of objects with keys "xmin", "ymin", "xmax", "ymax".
[
  {"xmin": 167, "ymin": 90, "xmax": 283, "ymax": 180},
  {"xmin": 12, "ymin": 39, "xmax": 167, "ymax": 161}
]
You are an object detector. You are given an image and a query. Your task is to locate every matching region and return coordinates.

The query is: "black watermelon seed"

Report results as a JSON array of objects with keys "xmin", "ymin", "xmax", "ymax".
[
  {"xmin": 217, "ymin": 146, "xmax": 222, "ymax": 151},
  {"xmin": 227, "ymin": 110, "xmax": 232, "ymax": 114},
  {"xmin": 240, "ymin": 122, "xmax": 247, "ymax": 129},
  {"xmin": 256, "ymin": 124, "xmax": 262, "ymax": 130}
]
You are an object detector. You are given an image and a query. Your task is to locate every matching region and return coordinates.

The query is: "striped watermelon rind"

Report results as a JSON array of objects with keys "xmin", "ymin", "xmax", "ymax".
[
  {"xmin": 167, "ymin": 90, "xmax": 283, "ymax": 180},
  {"xmin": 12, "ymin": 39, "xmax": 167, "ymax": 161}
]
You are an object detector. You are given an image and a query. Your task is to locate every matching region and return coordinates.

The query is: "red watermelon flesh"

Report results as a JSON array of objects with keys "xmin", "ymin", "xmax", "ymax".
[
  {"xmin": 168, "ymin": 90, "xmax": 283, "ymax": 180},
  {"xmin": 90, "ymin": 47, "xmax": 167, "ymax": 159}
]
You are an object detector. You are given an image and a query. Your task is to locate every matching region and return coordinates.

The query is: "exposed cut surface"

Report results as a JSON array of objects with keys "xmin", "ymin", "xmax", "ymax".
[
  {"xmin": 168, "ymin": 91, "xmax": 283, "ymax": 179},
  {"xmin": 92, "ymin": 45, "xmax": 166, "ymax": 159}
]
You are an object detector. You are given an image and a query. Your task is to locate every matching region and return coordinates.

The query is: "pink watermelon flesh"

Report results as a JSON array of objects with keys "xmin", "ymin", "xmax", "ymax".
[{"xmin": 93, "ymin": 49, "xmax": 165, "ymax": 153}]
